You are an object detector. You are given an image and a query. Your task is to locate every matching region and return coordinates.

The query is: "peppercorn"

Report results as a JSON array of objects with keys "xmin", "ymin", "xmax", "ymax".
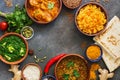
[{"xmin": 28, "ymin": 49, "xmax": 34, "ymax": 55}]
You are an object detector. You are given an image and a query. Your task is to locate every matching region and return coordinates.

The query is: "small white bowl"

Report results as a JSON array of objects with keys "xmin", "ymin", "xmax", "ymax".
[
  {"xmin": 21, "ymin": 63, "xmax": 42, "ymax": 80},
  {"xmin": 21, "ymin": 26, "xmax": 34, "ymax": 40}
]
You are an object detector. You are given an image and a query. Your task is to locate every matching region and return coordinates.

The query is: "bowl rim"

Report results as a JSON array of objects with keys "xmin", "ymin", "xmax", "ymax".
[
  {"xmin": 25, "ymin": 0, "xmax": 62, "ymax": 24},
  {"xmin": 85, "ymin": 43, "xmax": 103, "ymax": 62},
  {"xmin": 0, "ymin": 32, "xmax": 28, "ymax": 64},
  {"xmin": 21, "ymin": 63, "xmax": 42, "ymax": 80},
  {"xmin": 54, "ymin": 54, "xmax": 90, "ymax": 80},
  {"xmin": 62, "ymin": 0, "xmax": 82, "ymax": 9},
  {"xmin": 21, "ymin": 26, "xmax": 34, "ymax": 40},
  {"xmin": 41, "ymin": 75, "xmax": 56, "ymax": 80},
  {"xmin": 75, "ymin": 1, "xmax": 108, "ymax": 36}
]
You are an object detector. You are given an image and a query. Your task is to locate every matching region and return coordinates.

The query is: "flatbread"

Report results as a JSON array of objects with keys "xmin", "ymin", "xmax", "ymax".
[
  {"xmin": 102, "ymin": 48, "xmax": 120, "ymax": 72},
  {"xmin": 94, "ymin": 16, "xmax": 120, "ymax": 59},
  {"xmin": 94, "ymin": 16, "xmax": 120, "ymax": 72}
]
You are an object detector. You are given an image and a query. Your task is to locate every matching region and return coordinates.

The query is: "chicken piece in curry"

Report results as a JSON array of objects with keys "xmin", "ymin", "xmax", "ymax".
[{"xmin": 28, "ymin": 0, "xmax": 60, "ymax": 22}]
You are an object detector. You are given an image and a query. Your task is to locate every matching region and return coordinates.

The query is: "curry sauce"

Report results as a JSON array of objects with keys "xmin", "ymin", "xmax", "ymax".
[{"xmin": 27, "ymin": 0, "xmax": 60, "ymax": 22}]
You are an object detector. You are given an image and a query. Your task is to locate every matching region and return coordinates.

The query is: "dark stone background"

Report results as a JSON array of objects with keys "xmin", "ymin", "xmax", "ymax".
[{"xmin": 0, "ymin": 0, "xmax": 120, "ymax": 80}]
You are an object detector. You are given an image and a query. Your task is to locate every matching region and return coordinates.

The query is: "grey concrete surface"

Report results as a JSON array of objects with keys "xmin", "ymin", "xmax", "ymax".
[{"xmin": 0, "ymin": 0, "xmax": 120, "ymax": 80}]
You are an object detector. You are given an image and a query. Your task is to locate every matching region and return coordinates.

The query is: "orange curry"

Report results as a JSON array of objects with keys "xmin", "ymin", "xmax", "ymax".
[{"xmin": 28, "ymin": 0, "xmax": 60, "ymax": 22}]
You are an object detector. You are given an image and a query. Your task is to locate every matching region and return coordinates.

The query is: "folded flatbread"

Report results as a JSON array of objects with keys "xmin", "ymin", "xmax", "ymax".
[
  {"xmin": 102, "ymin": 48, "xmax": 120, "ymax": 72},
  {"xmin": 94, "ymin": 16, "xmax": 120, "ymax": 72}
]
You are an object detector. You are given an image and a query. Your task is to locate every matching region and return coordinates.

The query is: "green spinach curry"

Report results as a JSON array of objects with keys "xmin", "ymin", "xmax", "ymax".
[{"xmin": 0, "ymin": 35, "xmax": 26, "ymax": 62}]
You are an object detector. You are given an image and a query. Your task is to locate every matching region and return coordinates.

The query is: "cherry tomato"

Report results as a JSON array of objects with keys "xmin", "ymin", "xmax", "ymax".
[{"xmin": 0, "ymin": 21, "xmax": 8, "ymax": 31}]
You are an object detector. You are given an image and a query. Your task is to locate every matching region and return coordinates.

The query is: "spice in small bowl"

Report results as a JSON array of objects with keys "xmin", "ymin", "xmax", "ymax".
[
  {"xmin": 21, "ymin": 26, "xmax": 34, "ymax": 40},
  {"xmin": 21, "ymin": 63, "xmax": 42, "ymax": 80},
  {"xmin": 85, "ymin": 44, "xmax": 103, "ymax": 62},
  {"xmin": 62, "ymin": 0, "xmax": 82, "ymax": 9}
]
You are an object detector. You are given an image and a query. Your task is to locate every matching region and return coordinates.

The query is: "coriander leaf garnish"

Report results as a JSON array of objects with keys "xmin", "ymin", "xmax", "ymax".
[
  {"xmin": 63, "ymin": 74, "xmax": 69, "ymax": 80},
  {"xmin": 67, "ymin": 61, "xmax": 74, "ymax": 68},
  {"xmin": 73, "ymin": 70, "xmax": 80, "ymax": 78},
  {"xmin": 48, "ymin": 2, "xmax": 54, "ymax": 10}
]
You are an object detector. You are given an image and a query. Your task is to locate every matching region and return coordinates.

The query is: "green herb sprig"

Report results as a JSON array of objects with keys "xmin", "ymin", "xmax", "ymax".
[
  {"xmin": 67, "ymin": 61, "xmax": 74, "ymax": 68},
  {"xmin": 73, "ymin": 70, "xmax": 80, "ymax": 78},
  {"xmin": 0, "ymin": 5, "xmax": 33, "ymax": 33},
  {"xmin": 63, "ymin": 74, "xmax": 69, "ymax": 80},
  {"xmin": 62, "ymin": 61, "xmax": 80, "ymax": 80},
  {"xmin": 48, "ymin": 2, "xmax": 54, "ymax": 10}
]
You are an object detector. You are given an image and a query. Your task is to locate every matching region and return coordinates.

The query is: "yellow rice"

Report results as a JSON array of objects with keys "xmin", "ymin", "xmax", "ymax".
[{"xmin": 77, "ymin": 4, "xmax": 106, "ymax": 34}]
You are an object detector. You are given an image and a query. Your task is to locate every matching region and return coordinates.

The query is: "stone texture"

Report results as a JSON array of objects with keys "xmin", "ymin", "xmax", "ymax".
[{"xmin": 0, "ymin": 0, "xmax": 120, "ymax": 80}]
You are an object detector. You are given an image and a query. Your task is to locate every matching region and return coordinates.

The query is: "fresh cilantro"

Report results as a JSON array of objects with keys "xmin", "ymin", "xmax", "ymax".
[
  {"xmin": 48, "ymin": 2, "xmax": 54, "ymax": 10},
  {"xmin": 63, "ymin": 74, "xmax": 69, "ymax": 80},
  {"xmin": 67, "ymin": 61, "xmax": 74, "ymax": 68},
  {"xmin": 73, "ymin": 70, "xmax": 80, "ymax": 78},
  {"xmin": 0, "ymin": 5, "xmax": 33, "ymax": 33}
]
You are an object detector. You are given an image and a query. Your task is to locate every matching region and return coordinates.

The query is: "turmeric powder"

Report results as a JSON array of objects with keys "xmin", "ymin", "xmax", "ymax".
[
  {"xmin": 86, "ymin": 45, "xmax": 101, "ymax": 60},
  {"xmin": 89, "ymin": 64, "xmax": 101, "ymax": 80}
]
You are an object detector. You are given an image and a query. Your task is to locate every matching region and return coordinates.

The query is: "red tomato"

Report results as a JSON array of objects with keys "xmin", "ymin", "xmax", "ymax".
[{"xmin": 0, "ymin": 21, "xmax": 8, "ymax": 31}]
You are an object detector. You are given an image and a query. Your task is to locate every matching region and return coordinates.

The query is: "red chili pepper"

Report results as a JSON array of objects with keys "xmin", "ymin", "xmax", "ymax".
[{"xmin": 44, "ymin": 53, "xmax": 66, "ymax": 74}]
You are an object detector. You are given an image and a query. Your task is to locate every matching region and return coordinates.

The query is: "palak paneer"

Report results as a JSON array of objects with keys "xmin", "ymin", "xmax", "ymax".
[{"xmin": 0, "ymin": 35, "xmax": 26, "ymax": 62}]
